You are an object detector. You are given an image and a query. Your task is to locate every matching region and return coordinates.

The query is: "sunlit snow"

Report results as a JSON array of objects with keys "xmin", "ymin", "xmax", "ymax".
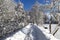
[{"xmin": 5, "ymin": 23, "xmax": 59, "ymax": 40}]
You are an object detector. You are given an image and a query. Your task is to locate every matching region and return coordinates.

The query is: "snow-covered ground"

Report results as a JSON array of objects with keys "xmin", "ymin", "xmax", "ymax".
[
  {"xmin": 44, "ymin": 24, "xmax": 60, "ymax": 39},
  {"xmin": 5, "ymin": 23, "xmax": 59, "ymax": 40}
]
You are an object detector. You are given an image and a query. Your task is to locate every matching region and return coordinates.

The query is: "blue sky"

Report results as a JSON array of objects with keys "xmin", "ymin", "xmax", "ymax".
[{"xmin": 14, "ymin": 0, "xmax": 50, "ymax": 11}]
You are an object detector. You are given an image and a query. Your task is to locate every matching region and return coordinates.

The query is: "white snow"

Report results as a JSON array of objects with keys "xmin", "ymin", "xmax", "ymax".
[
  {"xmin": 35, "ymin": 24, "xmax": 59, "ymax": 40},
  {"xmin": 5, "ymin": 23, "xmax": 59, "ymax": 40},
  {"xmin": 43, "ymin": 24, "xmax": 60, "ymax": 39}
]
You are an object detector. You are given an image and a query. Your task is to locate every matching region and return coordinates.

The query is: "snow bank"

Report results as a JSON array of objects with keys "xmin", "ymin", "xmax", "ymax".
[
  {"xmin": 35, "ymin": 24, "xmax": 59, "ymax": 40},
  {"xmin": 5, "ymin": 23, "xmax": 32, "ymax": 40},
  {"xmin": 5, "ymin": 23, "xmax": 59, "ymax": 40}
]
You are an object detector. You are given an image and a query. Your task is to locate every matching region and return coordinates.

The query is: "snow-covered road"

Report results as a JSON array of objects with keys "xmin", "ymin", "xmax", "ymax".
[{"xmin": 5, "ymin": 23, "xmax": 59, "ymax": 40}]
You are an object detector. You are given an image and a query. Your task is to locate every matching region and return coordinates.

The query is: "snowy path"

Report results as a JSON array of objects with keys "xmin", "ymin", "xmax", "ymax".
[{"xmin": 5, "ymin": 23, "xmax": 59, "ymax": 40}]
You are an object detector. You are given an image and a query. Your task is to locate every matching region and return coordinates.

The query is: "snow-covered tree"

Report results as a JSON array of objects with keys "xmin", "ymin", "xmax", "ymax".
[
  {"xmin": 29, "ymin": 1, "xmax": 45, "ymax": 25},
  {"xmin": 0, "ymin": 0, "xmax": 27, "ymax": 37},
  {"xmin": 15, "ymin": 1, "xmax": 27, "ymax": 26}
]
